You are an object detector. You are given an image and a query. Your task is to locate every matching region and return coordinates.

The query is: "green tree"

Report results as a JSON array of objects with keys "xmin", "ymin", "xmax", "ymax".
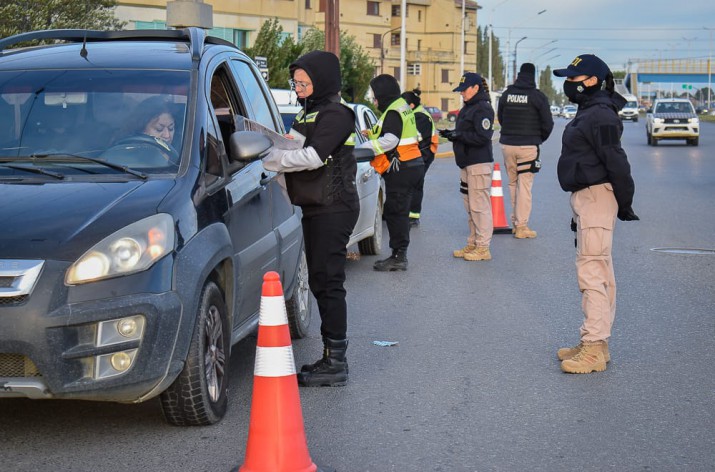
[
  {"xmin": 538, "ymin": 65, "xmax": 561, "ymax": 105},
  {"xmin": 243, "ymin": 18, "xmax": 301, "ymax": 90},
  {"xmin": 299, "ymin": 28, "xmax": 375, "ymax": 104},
  {"xmin": 476, "ymin": 26, "xmax": 505, "ymax": 90},
  {"xmin": 0, "ymin": 0, "xmax": 125, "ymax": 39}
]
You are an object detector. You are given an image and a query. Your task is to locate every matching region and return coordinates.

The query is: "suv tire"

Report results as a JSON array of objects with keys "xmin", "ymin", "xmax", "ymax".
[
  {"xmin": 160, "ymin": 280, "xmax": 230, "ymax": 426},
  {"xmin": 286, "ymin": 249, "xmax": 312, "ymax": 339}
]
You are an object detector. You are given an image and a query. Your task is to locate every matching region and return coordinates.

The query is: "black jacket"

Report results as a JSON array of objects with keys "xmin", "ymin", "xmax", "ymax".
[
  {"xmin": 557, "ymin": 90, "xmax": 635, "ymax": 211},
  {"xmin": 414, "ymin": 110, "xmax": 435, "ymax": 163},
  {"xmin": 286, "ymin": 51, "xmax": 358, "ymax": 216},
  {"xmin": 452, "ymin": 89, "xmax": 494, "ymax": 169},
  {"xmin": 497, "ymin": 71, "xmax": 554, "ymax": 145}
]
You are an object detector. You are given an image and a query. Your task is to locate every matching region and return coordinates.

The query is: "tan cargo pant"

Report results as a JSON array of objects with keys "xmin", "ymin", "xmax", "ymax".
[
  {"xmin": 461, "ymin": 163, "xmax": 494, "ymax": 248},
  {"xmin": 501, "ymin": 144, "xmax": 537, "ymax": 227},
  {"xmin": 571, "ymin": 183, "xmax": 618, "ymax": 342}
]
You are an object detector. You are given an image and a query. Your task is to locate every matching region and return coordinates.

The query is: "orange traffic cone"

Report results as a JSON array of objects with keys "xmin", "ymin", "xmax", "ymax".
[
  {"xmin": 491, "ymin": 163, "xmax": 512, "ymax": 234},
  {"xmin": 238, "ymin": 272, "xmax": 332, "ymax": 472}
]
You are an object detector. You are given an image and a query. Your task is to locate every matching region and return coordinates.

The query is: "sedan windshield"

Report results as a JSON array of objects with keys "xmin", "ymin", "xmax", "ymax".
[{"xmin": 0, "ymin": 69, "xmax": 190, "ymax": 176}]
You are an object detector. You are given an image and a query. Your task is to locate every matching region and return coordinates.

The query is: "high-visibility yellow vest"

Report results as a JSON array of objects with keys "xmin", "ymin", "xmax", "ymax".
[
  {"xmin": 367, "ymin": 98, "xmax": 421, "ymax": 174},
  {"xmin": 414, "ymin": 104, "xmax": 439, "ymax": 154}
]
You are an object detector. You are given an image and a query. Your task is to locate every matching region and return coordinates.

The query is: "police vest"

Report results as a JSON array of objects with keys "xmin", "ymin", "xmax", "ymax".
[
  {"xmin": 500, "ymin": 89, "xmax": 542, "ymax": 137},
  {"xmin": 414, "ymin": 104, "xmax": 439, "ymax": 154},
  {"xmin": 368, "ymin": 98, "xmax": 421, "ymax": 174}
]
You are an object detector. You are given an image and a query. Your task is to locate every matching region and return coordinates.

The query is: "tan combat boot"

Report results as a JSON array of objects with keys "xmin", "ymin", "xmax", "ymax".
[
  {"xmin": 463, "ymin": 246, "xmax": 491, "ymax": 261},
  {"xmin": 453, "ymin": 245, "xmax": 476, "ymax": 258},
  {"xmin": 561, "ymin": 341, "xmax": 608, "ymax": 374},
  {"xmin": 558, "ymin": 341, "xmax": 610, "ymax": 362},
  {"xmin": 514, "ymin": 225, "xmax": 537, "ymax": 239}
]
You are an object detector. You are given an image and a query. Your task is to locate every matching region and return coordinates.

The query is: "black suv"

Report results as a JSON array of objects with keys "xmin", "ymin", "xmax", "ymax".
[{"xmin": 0, "ymin": 28, "xmax": 311, "ymax": 425}]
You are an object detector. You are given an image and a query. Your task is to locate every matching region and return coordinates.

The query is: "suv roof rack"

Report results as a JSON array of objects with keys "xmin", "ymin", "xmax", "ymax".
[{"xmin": 0, "ymin": 28, "xmax": 236, "ymax": 61}]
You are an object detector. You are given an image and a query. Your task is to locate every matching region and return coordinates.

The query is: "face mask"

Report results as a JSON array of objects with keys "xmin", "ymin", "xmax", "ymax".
[{"xmin": 563, "ymin": 79, "xmax": 601, "ymax": 103}]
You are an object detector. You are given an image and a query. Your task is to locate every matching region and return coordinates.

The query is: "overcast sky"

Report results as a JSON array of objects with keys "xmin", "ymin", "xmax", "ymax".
[{"xmin": 480, "ymin": 0, "xmax": 715, "ymax": 82}]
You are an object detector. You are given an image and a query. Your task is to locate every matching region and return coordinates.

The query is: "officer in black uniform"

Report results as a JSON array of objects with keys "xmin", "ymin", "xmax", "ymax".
[
  {"xmin": 262, "ymin": 50, "xmax": 359, "ymax": 387},
  {"xmin": 552, "ymin": 54, "xmax": 638, "ymax": 374},
  {"xmin": 497, "ymin": 62, "xmax": 554, "ymax": 239}
]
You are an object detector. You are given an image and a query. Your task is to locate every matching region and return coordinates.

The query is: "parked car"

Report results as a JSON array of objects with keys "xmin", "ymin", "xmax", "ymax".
[
  {"xmin": 0, "ymin": 28, "xmax": 311, "ymax": 426},
  {"xmin": 561, "ymin": 105, "xmax": 577, "ymax": 119},
  {"xmin": 278, "ymin": 102, "xmax": 385, "ymax": 255},
  {"xmin": 424, "ymin": 106, "xmax": 443, "ymax": 122},
  {"xmin": 550, "ymin": 105, "xmax": 561, "ymax": 116},
  {"xmin": 646, "ymin": 98, "xmax": 699, "ymax": 146},
  {"xmin": 447, "ymin": 109, "xmax": 460, "ymax": 122}
]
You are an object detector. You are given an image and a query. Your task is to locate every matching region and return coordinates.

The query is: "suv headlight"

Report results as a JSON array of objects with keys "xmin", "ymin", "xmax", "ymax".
[
  {"xmin": 688, "ymin": 117, "xmax": 699, "ymax": 124},
  {"xmin": 653, "ymin": 118, "xmax": 664, "ymax": 124},
  {"xmin": 66, "ymin": 214, "xmax": 175, "ymax": 285}
]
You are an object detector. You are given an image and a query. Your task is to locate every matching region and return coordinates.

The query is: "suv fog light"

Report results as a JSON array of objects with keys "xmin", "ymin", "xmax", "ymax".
[
  {"xmin": 95, "ymin": 349, "xmax": 138, "ymax": 379},
  {"xmin": 97, "ymin": 315, "xmax": 145, "ymax": 346},
  {"xmin": 110, "ymin": 352, "xmax": 132, "ymax": 371},
  {"xmin": 117, "ymin": 318, "xmax": 138, "ymax": 337}
]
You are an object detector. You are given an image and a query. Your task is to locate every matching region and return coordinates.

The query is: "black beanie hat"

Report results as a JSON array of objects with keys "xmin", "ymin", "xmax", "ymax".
[
  {"xmin": 519, "ymin": 63, "xmax": 536, "ymax": 75},
  {"xmin": 401, "ymin": 91, "xmax": 421, "ymax": 107}
]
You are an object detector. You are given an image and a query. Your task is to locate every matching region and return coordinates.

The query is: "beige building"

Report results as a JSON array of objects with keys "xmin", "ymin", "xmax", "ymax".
[{"xmin": 114, "ymin": 0, "xmax": 481, "ymax": 112}]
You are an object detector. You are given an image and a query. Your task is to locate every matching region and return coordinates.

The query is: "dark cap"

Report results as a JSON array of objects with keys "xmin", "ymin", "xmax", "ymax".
[
  {"xmin": 553, "ymin": 54, "xmax": 611, "ymax": 80},
  {"xmin": 453, "ymin": 72, "xmax": 483, "ymax": 92}
]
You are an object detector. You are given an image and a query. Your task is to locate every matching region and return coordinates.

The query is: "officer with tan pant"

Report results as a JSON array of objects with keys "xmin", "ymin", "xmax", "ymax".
[
  {"xmin": 553, "ymin": 54, "xmax": 638, "ymax": 374},
  {"xmin": 497, "ymin": 63, "xmax": 554, "ymax": 239}
]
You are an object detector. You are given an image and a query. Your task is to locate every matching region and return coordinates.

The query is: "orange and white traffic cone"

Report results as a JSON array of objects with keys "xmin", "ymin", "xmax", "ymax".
[
  {"xmin": 491, "ymin": 163, "xmax": 512, "ymax": 234},
  {"xmin": 237, "ymin": 272, "xmax": 332, "ymax": 472}
]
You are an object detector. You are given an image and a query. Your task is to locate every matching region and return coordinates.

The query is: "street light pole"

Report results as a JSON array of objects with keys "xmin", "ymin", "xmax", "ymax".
[
  {"xmin": 380, "ymin": 27, "xmax": 401, "ymax": 75},
  {"xmin": 513, "ymin": 36, "xmax": 527, "ymax": 82},
  {"xmin": 488, "ymin": 0, "xmax": 510, "ymax": 90}
]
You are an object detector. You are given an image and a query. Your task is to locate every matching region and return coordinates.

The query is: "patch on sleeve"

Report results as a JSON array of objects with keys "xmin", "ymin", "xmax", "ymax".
[
  {"xmin": 599, "ymin": 125, "xmax": 620, "ymax": 146},
  {"xmin": 482, "ymin": 118, "xmax": 491, "ymax": 130}
]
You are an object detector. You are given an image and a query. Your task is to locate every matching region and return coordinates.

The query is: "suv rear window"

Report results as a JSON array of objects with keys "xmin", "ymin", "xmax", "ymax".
[{"xmin": 0, "ymin": 69, "xmax": 190, "ymax": 175}]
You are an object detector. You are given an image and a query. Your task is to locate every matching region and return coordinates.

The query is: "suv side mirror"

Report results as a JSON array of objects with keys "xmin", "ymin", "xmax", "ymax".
[
  {"xmin": 229, "ymin": 131, "xmax": 272, "ymax": 163},
  {"xmin": 353, "ymin": 147, "xmax": 375, "ymax": 163}
]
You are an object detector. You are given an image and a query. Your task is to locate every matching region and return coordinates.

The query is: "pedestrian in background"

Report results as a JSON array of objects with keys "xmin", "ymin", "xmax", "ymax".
[
  {"xmin": 553, "ymin": 54, "xmax": 639, "ymax": 374},
  {"xmin": 440, "ymin": 72, "xmax": 495, "ymax": 262},
  {"xmin": 401, "ymin": 89, "xmax": 438, "ymax": 228},
  {"xmin": 497, "ymin": 62, "xmax": 554, "ymax": 239},
  {"xmin": 262, "ymin": 51, "xmax": 359, "ymax": 387},
  {"xmin": 359, "ymin": 74, "xmax": 423, "ymax": 271}
]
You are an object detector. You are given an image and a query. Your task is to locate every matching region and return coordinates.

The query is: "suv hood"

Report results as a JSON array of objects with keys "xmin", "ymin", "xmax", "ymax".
[{"xmin": 0, "ymin": 180, "xmax": 176, "ymax": 260}]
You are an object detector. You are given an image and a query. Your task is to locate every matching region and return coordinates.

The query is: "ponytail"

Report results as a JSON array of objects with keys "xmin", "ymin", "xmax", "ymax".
[{"xmin": 604, "ymin": 72, "xmax": 615, "ymax": 95}]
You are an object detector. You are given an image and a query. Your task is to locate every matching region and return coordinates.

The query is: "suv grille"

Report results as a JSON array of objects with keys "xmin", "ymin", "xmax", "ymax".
[{"xmin": 0, "ymin": 354, "xmax": 42, "ymax": 377}]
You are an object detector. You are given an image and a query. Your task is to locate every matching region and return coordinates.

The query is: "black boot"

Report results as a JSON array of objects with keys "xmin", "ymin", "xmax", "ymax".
[
  {"xmin": 297, "ymin": 337, "xmax": 348, "ymax": 387},
  {"xmin": 373, "ymin": 249, "xmax": 408, "ymax": 271}
]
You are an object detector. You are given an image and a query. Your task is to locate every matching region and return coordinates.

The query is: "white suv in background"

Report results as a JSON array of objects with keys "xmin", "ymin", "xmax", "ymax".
[
  {"xmin": 646, "ymin": 98, "xmax": 699, "ymax": 146},
  {"xmin": 618, "ymin": 95, "xmax": 639, "ymax": 122}
]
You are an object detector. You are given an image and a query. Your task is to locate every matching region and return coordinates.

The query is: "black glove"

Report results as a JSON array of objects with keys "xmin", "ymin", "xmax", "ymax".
[
  {"xmin": 617, "ymin": 207, "xmax": 640, "ymax": 221},
  {"xmin": 438, "ymin": 129, "xmax": 453, "ymax": 139}
]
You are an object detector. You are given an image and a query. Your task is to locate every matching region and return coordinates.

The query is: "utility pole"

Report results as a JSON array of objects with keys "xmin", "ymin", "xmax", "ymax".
[{"xmin": 325, "ymin": 0, "xmax": 340, "ymax": 58}]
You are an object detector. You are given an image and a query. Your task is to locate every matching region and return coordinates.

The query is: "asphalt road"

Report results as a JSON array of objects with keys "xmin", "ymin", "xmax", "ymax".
[{"xmin": 1, "ymin": 118, "xmax": 714, "ymax": 472}]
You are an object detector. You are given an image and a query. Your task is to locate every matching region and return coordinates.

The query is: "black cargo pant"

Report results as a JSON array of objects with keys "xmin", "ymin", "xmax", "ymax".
[
  {"xmin": 301, "ymin": 209, "xmax": 359, "ymax": 340},
  {"xmin": 383, "ymin": 160, "xmax": 425, "ymax": 252},
  {"xmin": 410, "ymin": 152, "xmax": 435, "ymax": 216}
]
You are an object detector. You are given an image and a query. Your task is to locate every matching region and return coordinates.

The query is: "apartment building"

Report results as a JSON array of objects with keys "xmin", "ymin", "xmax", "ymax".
[{"xmin": 114, "ymin": 0, "xmax": 481, "ymax": 112}]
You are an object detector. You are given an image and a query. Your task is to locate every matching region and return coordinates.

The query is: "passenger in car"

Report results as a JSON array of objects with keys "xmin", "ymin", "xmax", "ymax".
[{"xmin": 262, "ymin": 50, "xmax": 359, "ymax": 388}]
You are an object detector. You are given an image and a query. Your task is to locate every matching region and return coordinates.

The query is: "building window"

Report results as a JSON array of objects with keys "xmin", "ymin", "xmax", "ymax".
[
  {"xmin": 393, "ymin": 67, "xmax": 401, "ymax": 79},
  {"xmin": 391, "ymin": 33, "xmax": 400, "ymax": 46},
  {"xmin": 441, "ymin": 98, "xmax": 449, "ymax": 112},
  {"xmin": 418, "ymin": 10, "xmax": 422, "ymax": 22},
  {"xmin": 442, "ymin": 69, "xmax": 450, "ymax": 83},
  {"xmin": 407, "ymin": 64, "xmax": 422, "ymax": 76},
  {"xmin": 367, "ymin": 1, "xmax": 380, "ymax": 16},
  {"xmin": 417, "ymin": 39, "xmax": 422, "ymax": 51},
  {"xmin": 305, "ymin": 0, "xmax": 311, "ymax": 8},
  {"xmin": 391, "ymin": 5, "xmax": 407, "ymax": 17},
  {"xmin": 371, "ymin": 34, "xmax": 381, "ymax": 48}
]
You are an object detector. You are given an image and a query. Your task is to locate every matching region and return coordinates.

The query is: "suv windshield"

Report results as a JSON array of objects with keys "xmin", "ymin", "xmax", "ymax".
[
  {"xmin": 655, "ymin": 101, "xmax": 694, "ymax": 114},
  {"xmin": 0, "ymin": 69, "xmax": 190, "ymax": 175}
]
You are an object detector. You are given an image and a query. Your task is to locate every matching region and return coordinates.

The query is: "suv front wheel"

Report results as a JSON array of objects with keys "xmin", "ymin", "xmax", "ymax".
[{"xmin": 160, "ymin": 280, "xmax": 230, "ymax": 426}]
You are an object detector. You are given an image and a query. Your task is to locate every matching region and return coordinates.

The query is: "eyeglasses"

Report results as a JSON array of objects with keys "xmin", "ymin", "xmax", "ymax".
[{"xmin": 289, "ymin": 79, "xmax": 312, "ymax": 90}]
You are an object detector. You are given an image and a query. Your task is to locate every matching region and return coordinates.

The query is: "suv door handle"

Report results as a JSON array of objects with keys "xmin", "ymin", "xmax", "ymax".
[{"xmin": 260, "ymin": 173, "xmax": 271, "ymax": 186}]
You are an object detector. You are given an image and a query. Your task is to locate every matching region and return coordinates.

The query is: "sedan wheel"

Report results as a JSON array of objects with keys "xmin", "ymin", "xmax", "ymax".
[{"xmin": 160, "ymin": 281, "xmax": 230, "ymax": 426}]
